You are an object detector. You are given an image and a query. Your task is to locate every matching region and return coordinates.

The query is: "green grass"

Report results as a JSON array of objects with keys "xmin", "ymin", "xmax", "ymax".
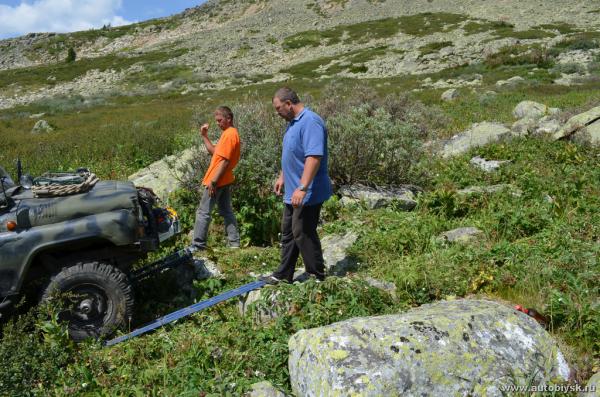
[
  {"xmin": 0, "ymin": 48, "xmax": 189, "ymax": 91},
  {"xmin": 419, "ymin": 41, "xmax": 453, "ymax": 56},
  {"xmin": 285, "ymin": 46, "xmax": 388, "ymax": 78},
  {"xmin": 463, "ymin": 19, "xmax": 556, "ymax": 40},
  {"xmin": 282, "ymin": 13, "xmax": 467, "ymax": 50}
]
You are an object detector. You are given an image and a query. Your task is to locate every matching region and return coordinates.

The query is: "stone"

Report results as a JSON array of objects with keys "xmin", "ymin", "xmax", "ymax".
[
  {"xmin": 469, "ymin": 156, "xmax": 511, "ymax": 172},
  {"xmin": 288, "ymin": 299, "xmax": 570, "ymax": 397},
  {"xmin": 496, "ymin": 75, "xmax": 525, "ymax": 87},
  {"xmin": 438, "ymin": 227, "xmax": 484, "ymax": 243},
  {"xmin": 513, "ymin": 100, "xmax": 548, "ymax": 120},
  {"xmin": 29, "ymin": 112, "xmax": 45, "ymax": 119},
  {"xmin": 535, "ymin": 117, "xmax": 562, "ymax": 135},
  {"xmin": 128, "ymin": 147, "xmax": 196, "ymax": 200},
  {"xmin": 582, "ymin": 120, "xmax": 600, "ymax": 145},
  {"xmin": 441, "ymin": 88, "xmax": 459, "ymax": 101},
  {"xmin": 553, "ymin": 106, "xmax": 600, "ymax": 141},
  {"xmin": 457, "ymin": 184, "xmax": 522, "ymax": 197},
  {"xmin": 248, "ymin": 381, "xmax": 287, "ymax": 397},
  {"xmin": 361, "ymin": 276, "xmax": 396, "ymax": 298},
  {"xmin": 31, "ymin": 119, "xmax": 53, "ymax": 134},
  {"xmin": 511, "ymin": 117, "xmax": 538, "ymax": 136},
  {"xmin": 440, "ymin": 122, "xmax": 512, "ymax": 158},
  {"xmin": 582, "ymin": 372, "xmax": 600, "ymax": 397},
  {"xmin": 192, "ymin": 257, "xmax": 222, "ymax": 280},
  {"xmin": 321, "ymin": 232, "xmax": 359, "ymax": 276},
  {"xmin": 338, "ymin": 184, "xmax": 418, "ymax": 210}
]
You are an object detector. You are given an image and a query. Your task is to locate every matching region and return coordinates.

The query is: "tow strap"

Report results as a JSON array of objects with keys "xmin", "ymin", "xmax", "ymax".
[{"xmin": 105, "ymin": 279, "xmax": 266, "ymax": 347}]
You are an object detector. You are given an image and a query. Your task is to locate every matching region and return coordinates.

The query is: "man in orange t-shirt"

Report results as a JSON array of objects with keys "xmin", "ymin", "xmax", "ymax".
[{"xmin": 189, "ymin": 106, "xmax": 241, "ymax": 251}]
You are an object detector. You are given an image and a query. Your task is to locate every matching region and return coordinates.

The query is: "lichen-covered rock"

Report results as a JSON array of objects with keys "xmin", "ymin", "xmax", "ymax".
[
  {"xmin": 513, "ymin": 100, "xmax": 548, "ymax": 120},
  {"xmin": 441, "ymin": 88, "xmax": 459, "ymax": 101},
  {"xmin": 360, "ymin": 276, "xmax": 396, "ymax": 298},
  {"xmin": 553, "ymin": 106, "xmax": 600, "ymax": 141},
  {"xmin": 321, "ymin": 232, "xmax": 358, "ymax": 276},
  {"xmin": 582, "ymin": 372, "xmax": 600, "ymax": 397},
  {"xmin": 192, "ymin": 257, "xmax": 222, "ymax": 280},
  {"xmin": 338, "ymin": 184, "xmax": 418, "ymax": 210},
  {"xmin": 439, "ymin": 227, "xmax": 484, "ymax": 243},
  {"xmin": 511, "ymin": 117, "xmax": 538, "ymax": 136},
  {"xmin": 470, "ymin": 156, "xmax": 511, "ymax": 172},
  {"xmin": 31, "ymin": 119, "xmax": 53, "ymax": 134},
  {"xmin": 440, "ymin": 122, "xmax": 512, "ymax": 158},
  {"xmin": 535, "ymin": 117, "xmax": 562, "ymax": 136},
  {"xmin": 457, "ymin": 184, "xmax": 522, "ymax": 197},
  {"xmin": 496, "ymin": 75, "xmax": 525, "ymax": 87},
  {"xmin": 580, "ymin": 119, "xmax": 600, "ymax": 145},
  {"xmin": 289, "ymin": 299, "xmax": 570, "ymax": 397},
  {"xmin": 128, "ymin": 147, "xmax": 196, "ymax": 200},
  {"xmin": 248, "ymin": 381, "xmax": 287, "ymax": 397}
]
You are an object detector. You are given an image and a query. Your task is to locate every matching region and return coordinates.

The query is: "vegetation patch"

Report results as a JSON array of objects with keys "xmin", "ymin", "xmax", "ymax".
[
  {"xmin": 484, "ymin": 44, "xmax": 554, "ymax": 69},
  {"xmin": 549, "ymin": 32, "xmax": 600, "ymax": 56},
  {"xmin": 285, "ymin": 46, "xmax": 388, "ymax": 78},
  {"xmin": 419, "ymin": 41, "xmax": 453, "ymax": 56},
  {"xmin": 535, "ymin": 23, "xmax": 578, "ymax": 35},
  {"xmin": 0, "ymin": 48, "xmax": 189, "ymax": 90},
  {"xmin": 464, "ymin": 19, "xmax": 555, "ymax": 40},
  {"xmin": 282, "ymin": 13, "xmax": 467, "ymax": 50}
]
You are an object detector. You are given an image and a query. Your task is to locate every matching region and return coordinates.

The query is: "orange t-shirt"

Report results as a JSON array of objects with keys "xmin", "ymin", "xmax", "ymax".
[{"xmin": 202, "ymin": 127, "xmax": 241, "ymax": 187}]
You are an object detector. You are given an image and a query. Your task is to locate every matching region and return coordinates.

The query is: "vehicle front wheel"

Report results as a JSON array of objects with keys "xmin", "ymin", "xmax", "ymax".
[{"xmin": 41, "ymin": 261, "xmax": 134, "ymax": 341}]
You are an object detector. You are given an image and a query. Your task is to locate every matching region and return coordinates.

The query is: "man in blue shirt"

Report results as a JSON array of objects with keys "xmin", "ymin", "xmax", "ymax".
[{"xmin": 262, "ymin": 87, "xmax": 332, "ymax": 284}]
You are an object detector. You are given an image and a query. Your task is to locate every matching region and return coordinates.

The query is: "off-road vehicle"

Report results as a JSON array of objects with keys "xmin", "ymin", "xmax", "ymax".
[{"xmin": 0, "ymin": 164, "xmax": 180, "ymax": 340}]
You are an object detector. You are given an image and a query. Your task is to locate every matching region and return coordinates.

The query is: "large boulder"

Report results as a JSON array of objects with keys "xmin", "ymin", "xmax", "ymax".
[
  {"xmin": 289, "ymin": 299, "xmax": 570, "ymax": 397},
  {"xmin": 553, "ymin": 106, "xmax": 600, "ymax": 142},
  {"xmin": 440, "ymin": 122, "xmax": 513, "ymax": 158},
  {"xmin": 582, "ymin": 372, "xmax": 600, "ymax": 397},
  {"xmin": 128, "ymin": 148, "xmax": 196, "ymax": 200},
  {"xmin": 338, "ymin": 184, "xmax": 418, "ymax": 210},
  {"xmin": 580, "ymin": 119, "xmax": 600, "ymax": 145}
]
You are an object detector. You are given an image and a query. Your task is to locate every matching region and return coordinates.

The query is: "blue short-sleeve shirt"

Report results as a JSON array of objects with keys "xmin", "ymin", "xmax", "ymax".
[{"xmin": 282, "ymin": 108, "xmax": 332, "ymax": 206}]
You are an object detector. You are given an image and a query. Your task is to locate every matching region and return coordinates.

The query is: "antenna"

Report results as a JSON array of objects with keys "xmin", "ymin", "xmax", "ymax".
[{"xmin": 16, "ymin": 158, "xmax": 22, "ymax": 182}]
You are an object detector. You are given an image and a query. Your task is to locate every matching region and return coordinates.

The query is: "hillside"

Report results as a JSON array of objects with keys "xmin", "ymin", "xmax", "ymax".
[
  {"xmin": 0, "ymin": 0, "xmax": 599, "ymax": 395},
  {"xmin": 1, "ymin": 0, "xmax": 600, "ymax": 109}
]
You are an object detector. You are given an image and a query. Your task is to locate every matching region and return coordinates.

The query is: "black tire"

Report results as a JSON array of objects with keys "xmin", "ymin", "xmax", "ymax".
[{"xmin": 41, "ymin": 261, "xmax": 134, "ymax": 341}]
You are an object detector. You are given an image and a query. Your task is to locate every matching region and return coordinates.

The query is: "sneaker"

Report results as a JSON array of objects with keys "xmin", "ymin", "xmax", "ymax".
[{"xmin": 259, "ymin": 274, "xmax": 285, "ymax": 285}]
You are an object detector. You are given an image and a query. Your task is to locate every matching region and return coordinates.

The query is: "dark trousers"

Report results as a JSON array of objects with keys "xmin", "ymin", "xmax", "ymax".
[{"xmin": 273, "ymin": 203, "xmax": 325, "ymax": 282}]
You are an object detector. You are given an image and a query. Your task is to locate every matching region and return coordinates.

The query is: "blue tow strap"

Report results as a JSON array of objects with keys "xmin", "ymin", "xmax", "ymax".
[{"xmin": 105, "ymin": 280, "xmax": 266, "ymax": 347}]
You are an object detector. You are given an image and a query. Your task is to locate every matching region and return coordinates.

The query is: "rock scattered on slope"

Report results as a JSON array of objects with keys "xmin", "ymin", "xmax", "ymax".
[
  {"xmin": 31, "ymin": 119, "xmax": 53, "ymax": 134},
  {"xmin": 440, "ymin": 122, "xmax": 512, "ymax": 158},
  {"xmin": 457, "ymin": 184, "xmax": 522, "ymax": 196},
  {"xmin": 438, "ymin": 227, "xmax": 484, "ymax": 244},
  {"xmin": 321, "ymin": 232, "xmax": 359, "ymax": 276},
  {"xmin": 338, "ymin": 184, "xmax": 419, "ymax": 210},
  {"xmin": 441, "ymin": 88, "xmax": 460, "ymax": 101},
  {"xmin": 288, "ymin": 299, "xmax": 570, "ymax": 397},
  {"xmin": 470, "ymin": 156, "xmax": 511, "ymax": 172},
  {"xmin": 553, "ymin": 105, "xmax": 600, "ymax": 144}
]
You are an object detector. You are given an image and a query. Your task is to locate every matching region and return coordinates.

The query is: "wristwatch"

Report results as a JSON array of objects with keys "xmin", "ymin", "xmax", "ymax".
[{"xmin": 298, "ymin": 184, "xmax": 307, "ymax": 192}]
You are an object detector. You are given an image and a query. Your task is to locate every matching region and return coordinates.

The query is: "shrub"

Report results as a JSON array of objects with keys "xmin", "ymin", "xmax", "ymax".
[
  {"xmin": 327, "ymin": 105, "xmax": 428, "ymax": 186},
  {"xmin": 485, "ymin": 45, "xmax": 554, "ymax": 69},
  {"xmin": 66, "ymin": 47, "xmax": 76, "ymax": 63}
]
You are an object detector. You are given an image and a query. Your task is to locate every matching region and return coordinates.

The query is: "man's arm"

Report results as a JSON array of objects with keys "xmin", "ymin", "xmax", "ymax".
[
  {"xmin": 200, "ymin": 123, "xmax": 216, "ymax": 155},
  {"xmin": 274, "ymin": 170, "xmax": 284, "ymax": 196},
  {"xmin": 290, "ymin": 155, "xmax": 321, "ymax": 207}
]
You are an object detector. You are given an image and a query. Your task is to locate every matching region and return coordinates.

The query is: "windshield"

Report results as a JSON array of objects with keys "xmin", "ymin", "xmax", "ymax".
[{"xmin": 0, "ymin": 166, "xmax": 15, "ymax": 188}]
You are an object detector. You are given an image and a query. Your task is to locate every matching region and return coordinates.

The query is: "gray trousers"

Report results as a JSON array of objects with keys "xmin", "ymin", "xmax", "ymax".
[{"xmin": 192, "ymin": 184, "xmax": 240, "ymax": 249}]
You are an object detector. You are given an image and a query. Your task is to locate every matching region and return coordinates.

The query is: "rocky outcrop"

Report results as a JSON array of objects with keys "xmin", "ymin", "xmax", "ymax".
[
  {"xmin": 338, "ymin": 184, "xmax": 418, "ymax": 210},
  {"xmin": 288, "ymin": 299, "xmax": 570, "ymax": 397},
  {"xmin": 440, "ymin": 122, "xmax": 513, "ymax": 158},
  {"xmin": 128, "ymin": 148, "xmax": 196, "ymax": 200},
  {"xmin": 441, "ymin": 88, "xmax": 460, "ymax": 101},
  {"xmin": 553, "ymin": 106, "xmax": 600, "ymax": 144}
]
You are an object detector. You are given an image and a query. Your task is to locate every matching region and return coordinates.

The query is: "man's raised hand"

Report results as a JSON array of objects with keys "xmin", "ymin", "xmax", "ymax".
[{"xmin": 200, "ymin": 123, "xmax": 209, "ymax": 137}]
